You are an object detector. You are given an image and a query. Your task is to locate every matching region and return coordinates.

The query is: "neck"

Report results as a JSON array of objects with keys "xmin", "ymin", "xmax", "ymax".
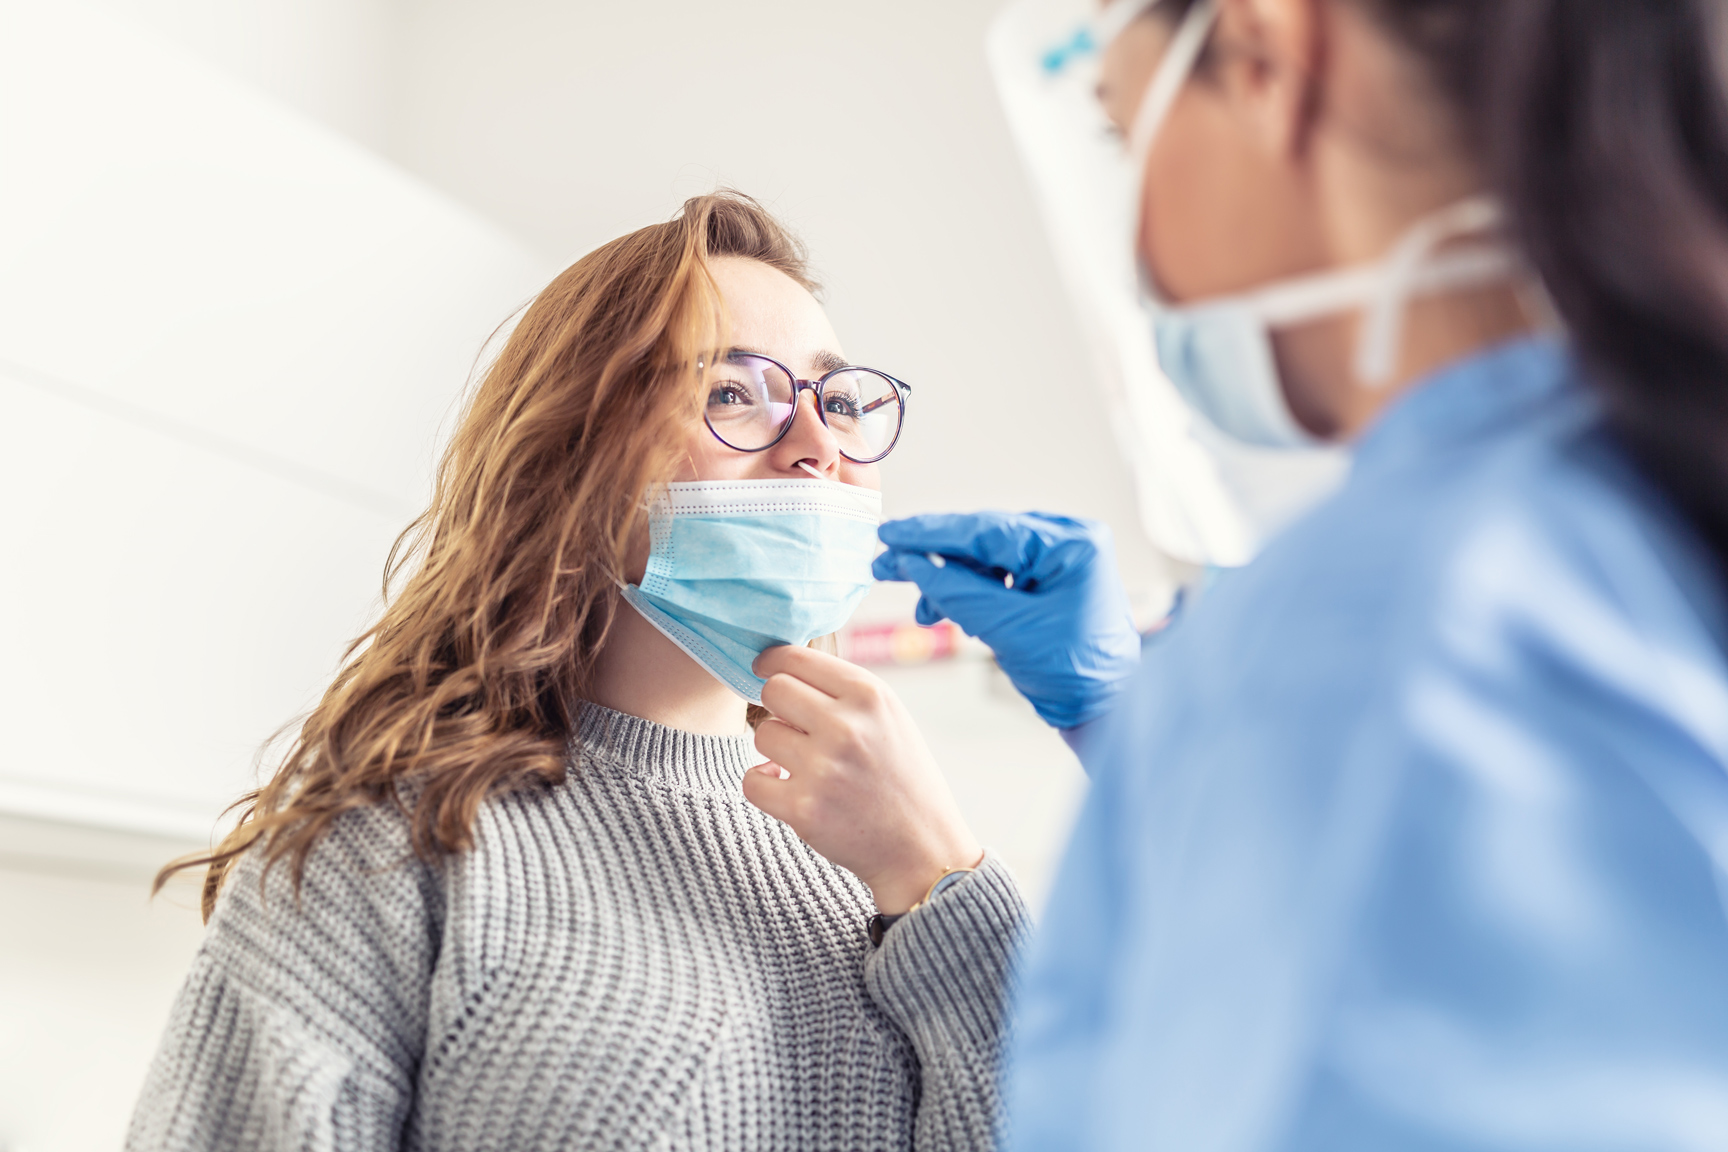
[
  {"xmin": 1273, "ymin": 280, "xmax": 1536, "ymax": 440},
  {"xmin": 586, "ymin": 596, "xmax": 751, "ymax": 736}
]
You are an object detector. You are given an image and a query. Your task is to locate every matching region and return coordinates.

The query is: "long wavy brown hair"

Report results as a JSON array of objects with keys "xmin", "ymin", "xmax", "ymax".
[{"xmin": 159, "ymin": 191, "xmax": 816, "ymax": 919}]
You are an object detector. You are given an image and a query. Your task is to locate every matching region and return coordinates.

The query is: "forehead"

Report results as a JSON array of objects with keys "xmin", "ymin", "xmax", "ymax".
[{"xmin": 708, "ymin": 256, "xmax": 842, "ymax": 372}]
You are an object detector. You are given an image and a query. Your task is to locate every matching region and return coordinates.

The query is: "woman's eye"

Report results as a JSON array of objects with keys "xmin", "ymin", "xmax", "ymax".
[
  {"xmin": 708, "ymin": 383, "xmax": 752, "ymax": 407},
  {"xmin": 823, "ymin": 394, "xmax": 861, "ymax": 420}
]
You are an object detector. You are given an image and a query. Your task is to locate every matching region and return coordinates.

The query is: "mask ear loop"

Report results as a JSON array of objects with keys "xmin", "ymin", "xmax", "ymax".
[
  {"xmin": 1120, "ymin": 0, "xmax": 1220, "ymax": 310},
  {"xmin": 1125, "ymin": 0, "xmax": 1220, "ymax": 173},
  {"xmin": 1354, "ymin": 196, "xmax": 1505, "ymax": 387}
]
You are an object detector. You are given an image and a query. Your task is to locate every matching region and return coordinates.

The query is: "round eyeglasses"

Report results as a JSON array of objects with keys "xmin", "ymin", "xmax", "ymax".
[{"xmin": 702, "ymin": 352, "xmax": 911, "ymax": 464}]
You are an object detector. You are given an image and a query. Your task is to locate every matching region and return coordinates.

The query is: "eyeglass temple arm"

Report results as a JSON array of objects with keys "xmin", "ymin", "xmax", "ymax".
[{"xmin": 836, "ymin": 374, "xmax": 908, "ymax": 417}]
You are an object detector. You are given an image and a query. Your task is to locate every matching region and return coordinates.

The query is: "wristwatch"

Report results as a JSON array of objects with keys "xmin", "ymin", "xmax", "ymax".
[{"xmin": 867, "ymin": 864, "xmax": 978, "ymax": 947}]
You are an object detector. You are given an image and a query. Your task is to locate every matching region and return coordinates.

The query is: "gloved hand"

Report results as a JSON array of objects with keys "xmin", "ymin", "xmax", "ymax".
[{"xmin": 872, "ymin": 512, "xmax": 1141, "ymax": 729}]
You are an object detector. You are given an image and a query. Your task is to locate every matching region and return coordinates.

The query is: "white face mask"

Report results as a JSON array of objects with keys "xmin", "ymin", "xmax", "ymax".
[{"xmin": 1119, "ymin": 0, "xmax": 1522, "ymax": 448}]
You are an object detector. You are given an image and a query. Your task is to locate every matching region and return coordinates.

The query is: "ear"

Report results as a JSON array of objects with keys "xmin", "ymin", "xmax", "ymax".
[{"xmin": 1216, "ymin": 0, "xmax": 1328, "ymax": 161}]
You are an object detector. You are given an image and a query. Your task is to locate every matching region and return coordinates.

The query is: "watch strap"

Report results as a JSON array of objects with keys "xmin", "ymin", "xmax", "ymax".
[
  {"xmin": 866, "ymin": 862, "xmax": 980, "ymax": 947},
  {"xmin": 867, "ymin": 912, "xmax": 901, "ymax": 947}
]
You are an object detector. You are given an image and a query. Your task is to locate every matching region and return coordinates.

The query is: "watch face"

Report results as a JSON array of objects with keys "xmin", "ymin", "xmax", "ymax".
[{"xmin": 928, "ymin": 868, "xmax": 976, "ymax": 902}]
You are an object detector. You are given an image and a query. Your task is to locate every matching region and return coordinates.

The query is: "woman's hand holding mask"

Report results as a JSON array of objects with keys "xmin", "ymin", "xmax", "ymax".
[{"xmin": 742, "ymin": 645, "xmax": 983, "ymax": 915}]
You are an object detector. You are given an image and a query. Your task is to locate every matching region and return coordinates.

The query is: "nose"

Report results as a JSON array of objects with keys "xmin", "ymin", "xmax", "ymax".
[{"xmin": 769, "ymin": 385, "xmax": 841, "ymax": 478}]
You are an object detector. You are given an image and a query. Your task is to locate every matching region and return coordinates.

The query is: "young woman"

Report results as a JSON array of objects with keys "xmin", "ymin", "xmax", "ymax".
[
  {"xmin": 129, "ymin": 193, "xmax": 1025, "ymax": 1151},
  {"xmin": 879, "ymin": 0, "xmax": 1728, "ymax": 1148}
]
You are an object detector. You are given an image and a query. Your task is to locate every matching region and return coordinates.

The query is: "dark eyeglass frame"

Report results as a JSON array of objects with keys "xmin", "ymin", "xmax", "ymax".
[{"xmin": 702, "ymin": 351, "xmax": 913, "ymax": 464}]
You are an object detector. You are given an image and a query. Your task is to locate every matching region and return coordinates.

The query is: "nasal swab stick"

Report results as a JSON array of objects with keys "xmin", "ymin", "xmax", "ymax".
[{"xmin": 925, "ymin": 552, "xmax": 1015, "ymax": 589}]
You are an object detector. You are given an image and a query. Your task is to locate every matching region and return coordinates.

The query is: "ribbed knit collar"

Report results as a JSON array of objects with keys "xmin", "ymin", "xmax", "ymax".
[{"xmin": 572, "ymin": 702, "xmax": 763, "ymax": 793}]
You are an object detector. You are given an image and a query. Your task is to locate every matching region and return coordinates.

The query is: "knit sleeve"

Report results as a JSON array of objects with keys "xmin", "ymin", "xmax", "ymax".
[
  {"xmin": 126, "ymin": 803, "xmax": 442, "ymax": 1152},
  {"xmin": 863, "ymin": 853, "xmax": 1030, "ymax": 1152}
]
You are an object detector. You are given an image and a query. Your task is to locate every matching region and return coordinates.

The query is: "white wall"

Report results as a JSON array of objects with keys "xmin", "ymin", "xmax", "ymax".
[
  {"xmin": 0, "ymin": 818, "xmax": 208, "ymax": 1152},
  {"xmin": 0, "ymin": 0, "xmax": 550, "ymax": 835},
  {"xmin": 86, "ymin": 0, "xmax": 402, "ymax": 153}
]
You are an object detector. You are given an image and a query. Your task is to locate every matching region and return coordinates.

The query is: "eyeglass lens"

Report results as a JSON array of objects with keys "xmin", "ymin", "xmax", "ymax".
[{"xmin": 704, "ymin": 354, "xmax": 903, "ymax": 461}]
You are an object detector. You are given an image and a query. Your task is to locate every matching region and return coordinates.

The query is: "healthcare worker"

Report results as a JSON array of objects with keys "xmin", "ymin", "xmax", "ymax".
[{"xmin": 870, "ymin": 0, "xmax": 1728, "ymax": 1147}]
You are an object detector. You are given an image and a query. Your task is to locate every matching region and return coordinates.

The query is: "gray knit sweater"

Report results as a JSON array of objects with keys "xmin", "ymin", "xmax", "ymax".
[{"xmin": 128, "ymin": 704, "xmax": 1028, "ymax": 1151}]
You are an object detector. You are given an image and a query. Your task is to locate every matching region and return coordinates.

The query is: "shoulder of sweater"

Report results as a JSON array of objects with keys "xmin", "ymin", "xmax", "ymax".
[
  {"xmin": 174, "ymin": 797, "xmax": 444, "ymax": 1095},
  {"xmin": 212, "ymin": 794, "xmax": 445, "ymax": 938}
]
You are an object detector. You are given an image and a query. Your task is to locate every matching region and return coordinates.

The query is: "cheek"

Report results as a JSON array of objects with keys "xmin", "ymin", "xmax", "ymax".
[
  {"xmin": 1141, "ymin": 99, "xmax": 1246, "ymax": 299},
  {"xmin": 674, "ymin": 417, "xmax": 756, "ymax": 482},
  {"xmin": 1141, "ymin": 95, "xmax": 1311, "ymax": 300},
  {"xmin": 837, "ymin": 460, "xmax": 881, "ymax": 491}
]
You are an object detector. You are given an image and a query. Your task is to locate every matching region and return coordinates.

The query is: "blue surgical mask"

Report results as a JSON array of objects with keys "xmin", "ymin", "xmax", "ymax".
[
  {"xmin": 618, "ymin": 478, "xmax": 881, "ymax": 704},
  {"xmin": 1153, "ymin": 301, "xmax": 1314, "ymax": 449}
]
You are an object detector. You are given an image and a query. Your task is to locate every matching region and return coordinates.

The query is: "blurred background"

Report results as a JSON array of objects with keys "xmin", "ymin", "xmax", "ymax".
[{"xmin": 0, "ymin": 2, "xmax": 1178, "ymax": 1148}]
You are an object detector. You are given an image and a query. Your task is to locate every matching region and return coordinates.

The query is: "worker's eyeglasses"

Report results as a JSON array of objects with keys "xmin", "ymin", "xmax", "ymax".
[{"xmin": 703, "ymin": 352, "xmax": 911, "ymax": 464}]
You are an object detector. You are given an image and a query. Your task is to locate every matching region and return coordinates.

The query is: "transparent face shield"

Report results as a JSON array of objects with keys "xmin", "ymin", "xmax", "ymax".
[{"xmin": 987, "ymin": 0, "xmax": 1351, "ymax": 567}]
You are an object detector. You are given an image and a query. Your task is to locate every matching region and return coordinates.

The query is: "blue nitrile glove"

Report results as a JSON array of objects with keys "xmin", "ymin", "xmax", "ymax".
[{"xmin": 872, "ymin": 512, "xmax": 1141, "ymax": 729}]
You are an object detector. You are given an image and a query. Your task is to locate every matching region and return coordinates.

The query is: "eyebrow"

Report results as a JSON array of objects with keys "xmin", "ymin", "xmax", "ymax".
[{"xmin": 729, "ymin": 346, "xmax": 850, "ymax": 377}]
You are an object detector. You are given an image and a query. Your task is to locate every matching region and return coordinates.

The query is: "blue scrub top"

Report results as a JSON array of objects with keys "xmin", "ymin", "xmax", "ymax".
[{"xmin": 1007, "ymin": 338, "xmax": 1728, "ymax": 1151}]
